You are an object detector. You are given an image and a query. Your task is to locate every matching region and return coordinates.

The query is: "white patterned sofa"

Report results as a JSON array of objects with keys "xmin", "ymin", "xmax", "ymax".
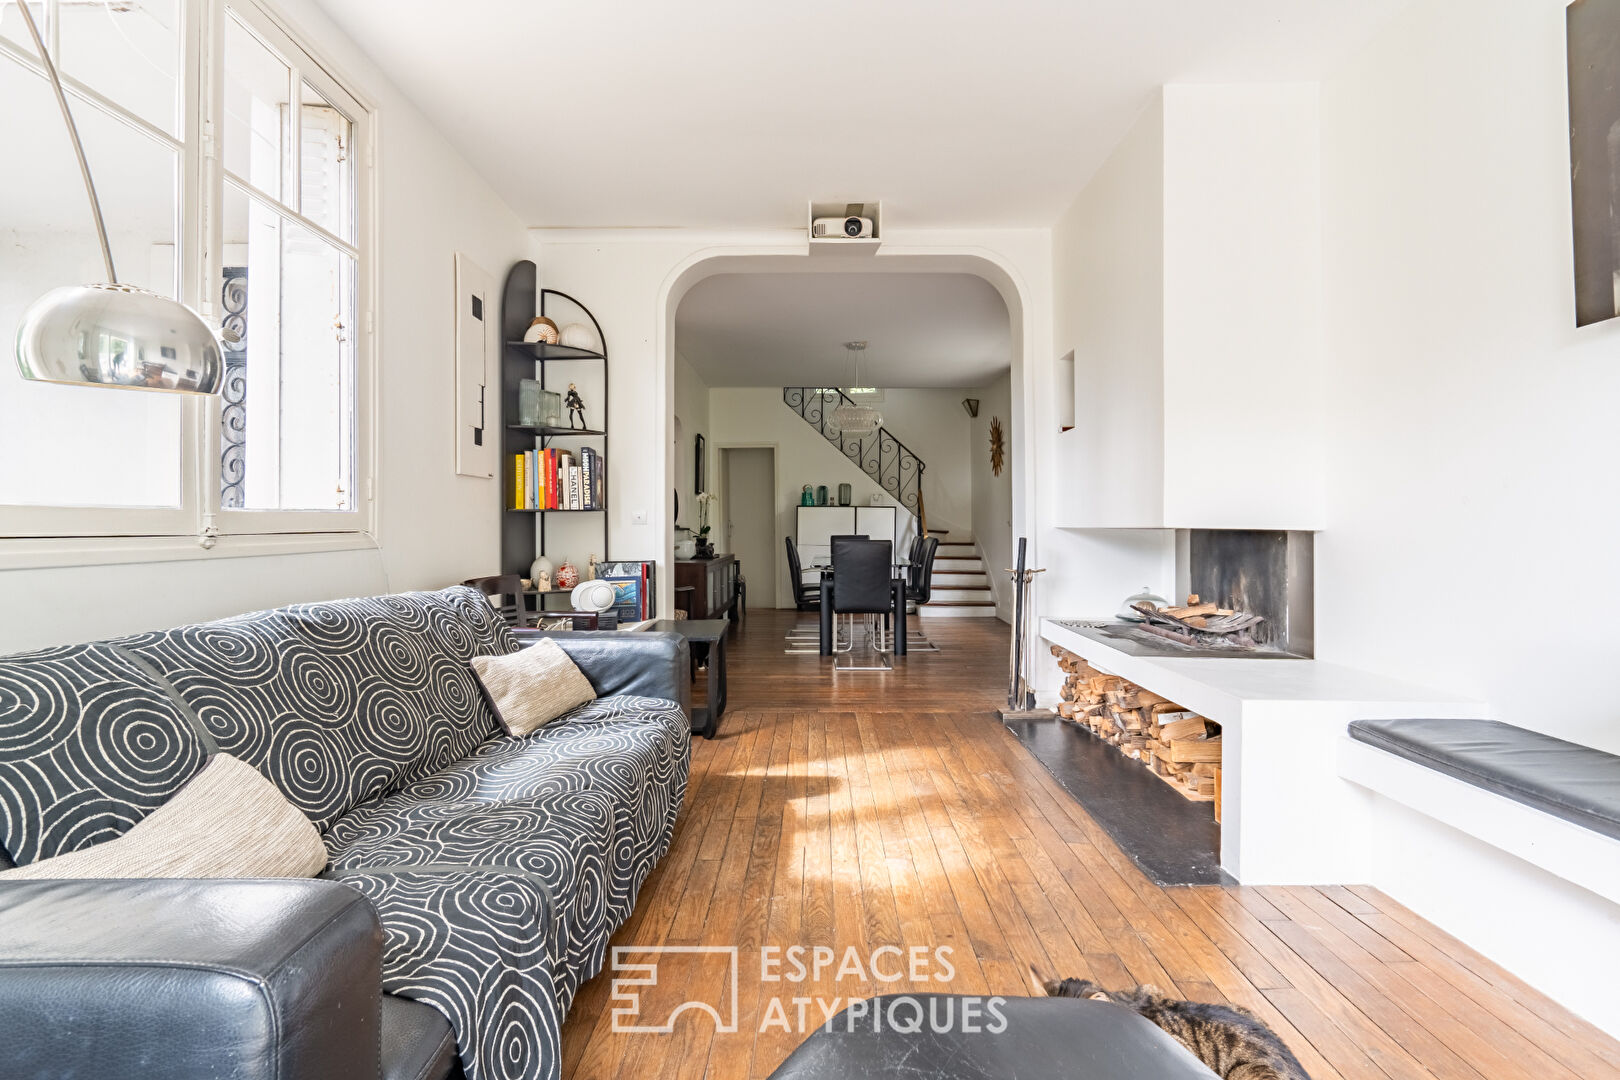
[{"xmin": 0, "ymin": 586, "xmax": 691, "ymax": 1080}]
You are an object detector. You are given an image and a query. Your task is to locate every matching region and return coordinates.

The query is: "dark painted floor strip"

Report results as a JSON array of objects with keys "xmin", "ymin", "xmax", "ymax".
[{"xmin": 1001, "ymin": 716, "xmax": 1233, "ymax": 887}]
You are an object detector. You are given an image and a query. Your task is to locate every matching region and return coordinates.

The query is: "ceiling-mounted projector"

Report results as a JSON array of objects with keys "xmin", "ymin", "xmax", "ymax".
[{"xmin": 812, "ymin": 215, "xmax": 874, "ymax": 239}]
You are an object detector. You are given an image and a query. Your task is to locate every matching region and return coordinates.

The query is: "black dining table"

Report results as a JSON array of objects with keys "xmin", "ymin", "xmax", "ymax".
[{"xmin": 817, "ymin": 567, "xmax": 908, "ymax": 657}]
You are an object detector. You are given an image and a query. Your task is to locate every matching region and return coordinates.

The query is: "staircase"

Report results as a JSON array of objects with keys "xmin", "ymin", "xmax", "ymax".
[
  {"xmin": 782, "ymin": 388, "xmax": 926, "ymax": 516},
  {"xmin": 782, "ymin": 387, "xmax": 997, "ymax": 617},
  {"xmin": 922, "ymin": 539, "xmax": 999, "ymax": 617}
]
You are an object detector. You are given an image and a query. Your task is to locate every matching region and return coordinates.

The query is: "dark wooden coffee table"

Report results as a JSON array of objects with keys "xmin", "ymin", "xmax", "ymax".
[{"xmin": 647, "ymin": 619, "xmax": 729, "ymax": 738}]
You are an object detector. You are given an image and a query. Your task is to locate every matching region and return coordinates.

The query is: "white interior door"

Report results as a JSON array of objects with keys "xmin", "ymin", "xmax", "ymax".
[{"xmin": 722, "ymin": 447, "xmax": 775, "ymax": 610}]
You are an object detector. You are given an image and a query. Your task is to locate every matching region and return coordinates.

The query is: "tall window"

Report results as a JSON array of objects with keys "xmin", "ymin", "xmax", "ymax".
[
  {"xmin": 0, "ymin": 0, "xmax": 372, "ymax": 546},
  {"xmin": 219, "ymin": 10, "xmax": 359, "ymax": 516}
]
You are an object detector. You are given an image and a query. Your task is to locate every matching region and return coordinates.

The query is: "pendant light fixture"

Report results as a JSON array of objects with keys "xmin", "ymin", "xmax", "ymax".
[
  {"xmin": 11, "ymin": 1, "xmax": 223, "ymax": 394},
  {"xmin": 831, "ymin": 341, "xmax": 882, "ymax": 437}
]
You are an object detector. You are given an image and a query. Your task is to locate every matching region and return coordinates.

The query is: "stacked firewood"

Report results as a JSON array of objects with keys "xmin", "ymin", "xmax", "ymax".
[{"xmin": 1052, "ymin": 646, "xmax": 1222, "ymax": 813}]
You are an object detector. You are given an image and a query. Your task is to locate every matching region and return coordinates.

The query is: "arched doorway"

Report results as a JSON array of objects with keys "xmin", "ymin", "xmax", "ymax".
[{"xmin": 655, "ymin": 250, "xmax": 1034, "ymax": 622}]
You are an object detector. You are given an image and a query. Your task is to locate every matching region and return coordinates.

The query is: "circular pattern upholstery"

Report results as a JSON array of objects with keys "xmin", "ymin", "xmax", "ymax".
[
  {"xmin": 323, "ymin": 694, "xmax": 689, "ymax": 1080},
  {"xmin": 0, "ymin": 643, "xmax": 207, "ymax": 865},
  {"xmin": 0, "ymin": 586, "xmax": 690, "ymax": 1080},
  {"xmin": 114, "ymin": 587, "xmax": 520, "ymax": 832}
]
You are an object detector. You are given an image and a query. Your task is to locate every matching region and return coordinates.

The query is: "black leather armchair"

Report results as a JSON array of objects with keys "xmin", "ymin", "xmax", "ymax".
[
  {"xmin": 511, "ymin": 628, "xmax": 692, "ymax": 720},
  {"xmin": 0, "ymin": 878, "xmax": 460, "ymax": 1080},
  {"xmin": 767, "ymin": 994, "xmax": 1216, "ymax": 1079}
]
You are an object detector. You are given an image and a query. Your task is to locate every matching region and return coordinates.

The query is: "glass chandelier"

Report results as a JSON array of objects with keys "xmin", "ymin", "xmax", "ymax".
[{"xmin": 831, "ymin": 341, "xmax": 881, "ymax": 436}]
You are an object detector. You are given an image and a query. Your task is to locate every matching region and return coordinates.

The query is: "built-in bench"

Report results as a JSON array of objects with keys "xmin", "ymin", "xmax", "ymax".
[{"xmin": 1339, "ymin": 717, "xmax": 1620, "ymax": 903}]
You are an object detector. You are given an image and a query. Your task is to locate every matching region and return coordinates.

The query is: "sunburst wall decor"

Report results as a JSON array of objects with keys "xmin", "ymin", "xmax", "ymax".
[{"xmin": 989, "ymin": 417, "xmax": 1005, "ymax": 476}]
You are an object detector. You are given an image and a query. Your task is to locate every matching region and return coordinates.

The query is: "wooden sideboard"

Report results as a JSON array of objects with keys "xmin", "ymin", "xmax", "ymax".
[{"xmin": 675, "ymin": 555, "xmax": 738, "ymax": 621}]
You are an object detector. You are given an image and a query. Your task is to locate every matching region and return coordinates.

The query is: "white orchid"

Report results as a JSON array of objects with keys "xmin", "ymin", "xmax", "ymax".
[{"xmin": 694, "ymin": 491, "xmax": 718, "ymax": 535}]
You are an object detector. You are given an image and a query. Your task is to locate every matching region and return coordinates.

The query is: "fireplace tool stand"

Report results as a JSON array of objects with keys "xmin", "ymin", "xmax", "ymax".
[{"xmin": 998, "ymin": 537, "xmax": 1053, "ymax": 721}]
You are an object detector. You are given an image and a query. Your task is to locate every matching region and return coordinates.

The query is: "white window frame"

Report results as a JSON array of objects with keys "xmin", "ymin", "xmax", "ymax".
[
  {"xmin": 0, "ymin": 0, "xmax": 204, "ymax": 541},
  {"xmin": 0, "ymin": 0, "xmax": 377, "ymax": 560},
  {"xmin": 206, "ymin": 0, "xmax": 375, "ymax": 538}
]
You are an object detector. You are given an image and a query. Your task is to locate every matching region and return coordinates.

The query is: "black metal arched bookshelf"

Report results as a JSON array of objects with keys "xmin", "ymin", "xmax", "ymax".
[{"xmin": 499, "ymin": 260, "xmax": 609, "ymax": 577}]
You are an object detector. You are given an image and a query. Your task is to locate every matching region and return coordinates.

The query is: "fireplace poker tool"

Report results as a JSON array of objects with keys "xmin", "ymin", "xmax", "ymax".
[{"xmin": 998, "ymin": 537, "xmax": 1052, "ymax": 721}]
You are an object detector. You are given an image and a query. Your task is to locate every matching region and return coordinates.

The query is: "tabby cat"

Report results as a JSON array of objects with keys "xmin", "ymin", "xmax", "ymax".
[{"xmin": 1037, "ymin": 971, "xmax": 1311, "ymax": 1080}]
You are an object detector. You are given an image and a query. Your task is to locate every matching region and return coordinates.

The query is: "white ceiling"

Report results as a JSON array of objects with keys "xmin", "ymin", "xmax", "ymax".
[
  {"xmin": 676, "ymin": 272, "xmax": 1009, "ymax": 388},
  {"xmin": 310, "ymin": 0, "xmax": 1409, "ymax": 229}
]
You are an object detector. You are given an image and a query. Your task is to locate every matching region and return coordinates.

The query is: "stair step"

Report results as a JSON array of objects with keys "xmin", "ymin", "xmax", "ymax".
[
  {"xmin": 919, "ymin": 600, "xmax": 1000, "ymax": 618},
  {"xmin": 933, "ymin": 558, "xmax": 983, "ymax": 572},
  {"xmin": 930, "ymin": 572, "xmax": 988, "ymax": 587},
  {"xmin": 929, "ymin": 586, "xmax": 993, "ymax": 603}
]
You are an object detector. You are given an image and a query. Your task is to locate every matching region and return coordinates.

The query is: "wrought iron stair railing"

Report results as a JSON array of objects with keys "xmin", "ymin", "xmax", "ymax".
[{"xmin": 782, "ymin": 387, "xmax": 926, "ymax": 518}]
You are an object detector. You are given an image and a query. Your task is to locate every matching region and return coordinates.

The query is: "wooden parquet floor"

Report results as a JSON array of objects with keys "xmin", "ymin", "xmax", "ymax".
[{"xmin": 558, "ymin": 610, "xmax": 1620, "ymax": 1079}]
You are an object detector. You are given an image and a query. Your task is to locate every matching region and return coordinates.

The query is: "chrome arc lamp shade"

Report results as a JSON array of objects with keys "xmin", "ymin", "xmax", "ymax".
[
  {"xmin": 16, "ymin": 283, "xmax": 223, "ymax": 394},
  {"xmin": 10, "ymin": 1, "xmax": 223, "ymax": 395}
]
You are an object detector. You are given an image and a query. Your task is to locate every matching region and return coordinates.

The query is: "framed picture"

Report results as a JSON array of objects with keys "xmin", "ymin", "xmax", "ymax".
[
  {"xmin": 694, "ymin": 433, "xmax": 706, "ymax": 494},
  {"xmin": 1568, "ymin": 0, "xmax": 1620, "ymax": 326},
  {"xmin": 453, "ymin": 253, "xmax": 497, "ymax": 477}
]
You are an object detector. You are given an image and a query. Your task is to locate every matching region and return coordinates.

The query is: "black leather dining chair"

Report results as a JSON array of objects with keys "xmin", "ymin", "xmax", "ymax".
[
  {"xmin": 786, "ymin": 537, "xmax": 821, "ymax": 612},
  {"xmin": 830, "ymin": 538, "xmax": 895, "ymax": 670},
  {"xmin": 904, "ymin": 536, "xmax": 941, "ymax": 651}
]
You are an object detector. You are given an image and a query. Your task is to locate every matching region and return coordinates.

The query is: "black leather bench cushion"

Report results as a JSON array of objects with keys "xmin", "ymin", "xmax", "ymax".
[
  {"xmin": 766, "ymin": 994, "xmax": 1214, "ymax": 1079},
  {"xmin": 1349, "ymin": 717, "xmax": 1620, "ymax": 841}
]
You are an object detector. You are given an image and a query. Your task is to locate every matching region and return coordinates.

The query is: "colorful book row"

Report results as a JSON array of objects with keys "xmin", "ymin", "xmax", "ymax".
[{"xmin": 513, "ymin": 447, "xmax": 604, "ymax": 510}]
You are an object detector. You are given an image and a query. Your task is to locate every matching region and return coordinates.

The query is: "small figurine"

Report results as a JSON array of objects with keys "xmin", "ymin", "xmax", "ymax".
[
  {"xmin": 565, "ymin": 382, "xmax": 587, "ymax": 429},
  {"xmin": 555, "ymin": 560, "xmax": 580, "ymax": 590},
  {"xmin": 586, "ymin": 553, "xmax": 599, "ymax": 581},
  {"xmin": 529, "ymin": 555, "xmax": 554, "ymax": 591}
]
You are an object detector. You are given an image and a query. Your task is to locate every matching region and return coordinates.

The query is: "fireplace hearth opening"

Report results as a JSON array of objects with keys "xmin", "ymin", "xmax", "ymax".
[{"xmin": 1177, "ymin": 529, "xmax": 1314, "ymax": 657}]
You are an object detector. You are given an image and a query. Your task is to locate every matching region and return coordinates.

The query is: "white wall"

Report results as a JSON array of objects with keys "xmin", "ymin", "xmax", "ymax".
[
  {"xmin": 707, "ymin": 386, "xmax": 904, "ymax": 608},
  {"xmin": 673, "ymin": 349, "xmax": 711, "ymax": 532},
  {"xmin": 1316, "ymin": 0, "xmax": 1620, "ymax": 1035},
  {"xmin": 1050, "ymin": 86, "xmax": 1325, "ymax": 532},
  {"xmin": 0, "ymin": 0, "xmax": 530, "ymax": 651},
  {"xmin": 1161, "ymin": 83, "xmax": 1324, "ymax": 530},
  {"xmin": 970, "ymin": 371, "xmax": 1015, "ymax": 618},
  {"xmin": 1319, "ymin": 0, "xmax": 1620, "ymax": 752},
  {"xmin": 1045, "ymin": 100, "xmax": 1183, "ymax": 639},
  {"xmin": 1053, "ymin": 98, "xmax": 1168, "ymax": 529},
  {"xmin": 853, "ymin": 388, "xmax": 975, "ymax": 539}
]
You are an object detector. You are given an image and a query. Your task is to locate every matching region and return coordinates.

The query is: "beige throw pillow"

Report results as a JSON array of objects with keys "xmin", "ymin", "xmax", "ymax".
[
  {"xmin": 1, "ymin": 753, "xmax": 328, "ymax": 880},
  {"xmin": 471, "ymin": 638, "xmax": 596, "ymax": 737}
]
